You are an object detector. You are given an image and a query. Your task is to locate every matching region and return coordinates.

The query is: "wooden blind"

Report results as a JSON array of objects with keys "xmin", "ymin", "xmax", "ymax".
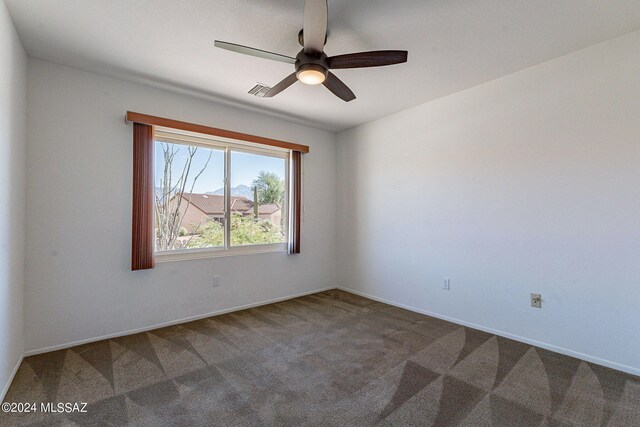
[
  {"xmin": 131, "ymin": 123, "xmax": 155, "ymax": 270},
  {"xmin": 289, "ymin": 151, "xmax": 302, "ymax": 254}
]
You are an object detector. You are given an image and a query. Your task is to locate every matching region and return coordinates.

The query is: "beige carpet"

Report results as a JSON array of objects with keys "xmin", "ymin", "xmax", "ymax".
[{"xmin": 2, "ymin": 289, "xmax": 639, "ymax": 426}]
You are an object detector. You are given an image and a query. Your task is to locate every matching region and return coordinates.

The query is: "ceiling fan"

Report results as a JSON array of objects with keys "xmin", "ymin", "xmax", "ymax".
[{"xmin": 214, "ymin": 0, "xmax": 408, "ymax": 102}]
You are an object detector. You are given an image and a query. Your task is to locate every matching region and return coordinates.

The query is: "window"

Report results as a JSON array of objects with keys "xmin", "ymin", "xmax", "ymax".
[
  {"xmin": 153, "ymin": 129, "xmax": 289, "ymax": 258},
  {"xmin": 128, "ymin": 111, "xmax": 306, "ymax": 270}
]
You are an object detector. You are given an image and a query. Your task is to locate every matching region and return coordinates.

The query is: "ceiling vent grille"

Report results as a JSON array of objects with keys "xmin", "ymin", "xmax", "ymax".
[{"xmin": 248, "ymin": 83, "xmax": 272, "ymax": 97}]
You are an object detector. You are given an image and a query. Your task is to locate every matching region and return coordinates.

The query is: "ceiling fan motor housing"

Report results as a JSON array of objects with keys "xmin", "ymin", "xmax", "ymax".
[{"xmin": 295, "ymin": 50, "xmax": 329, "ymax": 80}]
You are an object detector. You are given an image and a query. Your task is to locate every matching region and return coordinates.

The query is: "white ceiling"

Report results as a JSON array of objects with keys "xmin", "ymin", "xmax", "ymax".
[{"xmin": 6, "ymin": 0, "xmax": 640, "ymax": 131}]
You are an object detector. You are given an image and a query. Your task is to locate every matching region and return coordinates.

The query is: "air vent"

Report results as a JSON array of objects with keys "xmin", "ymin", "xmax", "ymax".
[{"xmin": 248, "ymin": 83, "xmax": 272, "ymax": 98}]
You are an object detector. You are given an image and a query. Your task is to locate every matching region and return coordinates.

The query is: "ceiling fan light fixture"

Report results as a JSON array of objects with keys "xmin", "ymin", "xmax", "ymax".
[
  {"xmin": 214, "ymin": 0, "xmax": 407, "ymax": 101},
  {"xmin": 296, "ymin": 63, "xmax": 327, "ymax": 85}
]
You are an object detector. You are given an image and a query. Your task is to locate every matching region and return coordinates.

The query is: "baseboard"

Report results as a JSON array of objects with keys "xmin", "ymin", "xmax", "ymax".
[
  {"xmin": 24, "ymin": 286, "xmax": 337, "ymax": 357},
  {"xmin": 1, "ymin": 354, "xmax": 24, "ymax": 402},
  {"xmin": 338, "ymin": 286, "xmax": 640, "ymax": 377}
]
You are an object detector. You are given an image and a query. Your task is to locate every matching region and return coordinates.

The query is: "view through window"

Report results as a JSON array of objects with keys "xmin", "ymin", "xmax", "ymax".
[
  {"xmin": 230, "ymin": 151, "xmax": 287, "ymax": 246},
  {"xmin": 154, "ymin": 132, "xmax": 288, "ymax": 253}
]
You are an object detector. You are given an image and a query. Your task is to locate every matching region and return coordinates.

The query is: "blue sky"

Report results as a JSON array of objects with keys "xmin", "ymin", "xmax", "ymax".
[{"xmin": 154, "ymin": 142, "xmax": 285, "ymax": 194}]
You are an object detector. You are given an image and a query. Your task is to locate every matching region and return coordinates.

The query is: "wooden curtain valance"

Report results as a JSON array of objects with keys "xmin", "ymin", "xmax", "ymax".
[{"xmin": 126, "ymin": 111, "xmax": 309, "ymax": 154}]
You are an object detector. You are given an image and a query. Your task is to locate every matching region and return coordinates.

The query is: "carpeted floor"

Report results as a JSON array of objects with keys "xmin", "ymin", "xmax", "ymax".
[{"xmin": 2, "ymin": 289, "xmax": 639, "ymax": 426}]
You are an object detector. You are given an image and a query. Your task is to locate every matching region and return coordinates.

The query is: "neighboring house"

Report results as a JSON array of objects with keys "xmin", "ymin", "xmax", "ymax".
[
  {"xmin": 257, "ymin": 203, "xmax": 282, "ymax": 228},
  {"xmin": 174, "ymin": 193, "xmax": 282, "ymax": 233}
]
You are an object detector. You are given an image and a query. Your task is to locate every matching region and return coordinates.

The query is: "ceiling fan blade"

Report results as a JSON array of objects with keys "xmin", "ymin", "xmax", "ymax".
[
  {"xmin": 327, "ymin": 50, "xmax": 408, "ymax": 69},
  {"xmin": 264, "ymin": 73, "xmax": 298, "ymax": 98},
  {"xmin": 323, "ymin": 72, "xmax": 356, "ymax": 102},
  {"xmin": 214, "ymin": 40, "xmax": 296, "ymax": 64},
  {"xmin": 303, "ymin": 0, "xmax": 327, "ymax": 55}
]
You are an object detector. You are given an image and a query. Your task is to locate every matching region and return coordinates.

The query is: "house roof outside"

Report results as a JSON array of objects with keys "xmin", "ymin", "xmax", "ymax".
[
  {"xmin": 179, "ymin": 193, "xmax": 280, "ymax": 216},
  {"xmin": 258, "ymin": 203, "xmax": 280, "ymax": 215}
]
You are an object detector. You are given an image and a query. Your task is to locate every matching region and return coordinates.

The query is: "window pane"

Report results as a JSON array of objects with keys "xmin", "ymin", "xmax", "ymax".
[
  {"xmin": 154, "ymin": 141, "xmax": 225, "ymax": 251},
  {"xmin": 230, "ymin": 151, "xmax": 287, "ymax": 246}
]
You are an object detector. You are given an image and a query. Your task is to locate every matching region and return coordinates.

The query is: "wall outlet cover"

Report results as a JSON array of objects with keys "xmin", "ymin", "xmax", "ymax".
[
  {"xmin": 212, "ymin": 275, "xmax": 222, "ymax": 288},
  {"xmin": 531, "ymin": 293, "xmax": 542, "ymax": 308}
]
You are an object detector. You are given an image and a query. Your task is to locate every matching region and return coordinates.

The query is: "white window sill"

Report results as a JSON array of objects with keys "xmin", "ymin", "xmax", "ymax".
[{"xmin": 155, "ymin": 243, "xmax": 288, "ymax": 263}]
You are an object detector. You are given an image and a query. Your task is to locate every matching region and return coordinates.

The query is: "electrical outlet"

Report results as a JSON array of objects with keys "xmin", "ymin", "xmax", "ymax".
[
  {"xmin": 531, "ymin": 293, "xmax": 542, "ymax": 308},
  {"xmin": 442, "ymin": 278, "xmax": 451, "ymax": 290},
  {"xmin": 212, "ymin": 275, "xmax": 222, "ymax": 288}
]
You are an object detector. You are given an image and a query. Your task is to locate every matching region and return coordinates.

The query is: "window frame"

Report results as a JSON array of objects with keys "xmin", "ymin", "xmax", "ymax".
[{"xmin": 153, "ymin": 127, "xmax": 290, "ymax": 262}]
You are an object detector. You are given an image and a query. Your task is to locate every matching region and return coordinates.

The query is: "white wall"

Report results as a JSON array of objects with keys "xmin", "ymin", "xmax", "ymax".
[
  {"xmin": 0, "ymin": 0, "xmax": 27, "ymax": 398},
  {"xmin": 24, "ymin": 59, "xmax": 337, "ymax": 353},
  {"xmin": 337, "ymin": 30, "xmax": 640, "ymax": 374}
]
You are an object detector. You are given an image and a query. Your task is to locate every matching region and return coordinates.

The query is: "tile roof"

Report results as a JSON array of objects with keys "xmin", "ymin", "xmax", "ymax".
[
  {"xmin": 258, "ymin": 203, "xmax": 281, "ymax": 214},
  {"xmin": 179, "ymin": 193, "xmax": 280, "ymax": 216}
]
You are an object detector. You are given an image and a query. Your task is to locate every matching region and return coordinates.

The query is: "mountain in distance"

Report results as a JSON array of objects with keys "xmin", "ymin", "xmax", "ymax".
[
  {"xmin": 207, "ymin": 184, "xmax": 254, "ymax": 200},
  {"xmin": 155, "ymin": 185, "xmax": 255, "ymax": 200}
]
